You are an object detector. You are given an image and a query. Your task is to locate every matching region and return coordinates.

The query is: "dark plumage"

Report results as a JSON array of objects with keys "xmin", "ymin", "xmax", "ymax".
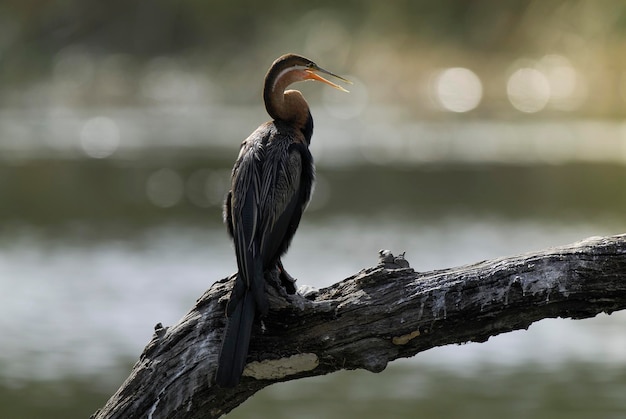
[{"xmin": 215, "ymin": 54, "xmax": 349, "ymax": 387}]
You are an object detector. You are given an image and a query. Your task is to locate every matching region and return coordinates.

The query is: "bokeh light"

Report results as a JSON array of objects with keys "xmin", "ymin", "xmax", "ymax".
[
  {"xmin": 79, "ymin": 116, "xmax": 120, "ymax": 158},
  {"xmin": 433, "ymin": 67, "xmax": 483, "ymax": 113},
  {"xmin": 507, "ymin": 67, "xmax": 551, "ymax": 113},
  {"xmin": 145, "ymin": 168, "xmax": 184, "ymax": 208},
  {"xmin": 531, "ymin": 55, "xmax": 585, "ymax": 112},
  {"xmin": 185, "ymin": 169, "xmax": 230, "ymax": 208}
]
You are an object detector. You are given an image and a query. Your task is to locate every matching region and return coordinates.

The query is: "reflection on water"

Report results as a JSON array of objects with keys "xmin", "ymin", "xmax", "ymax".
[{"xmin": 4, "ymin": 107, "xmax": 626, "ymax": 166}]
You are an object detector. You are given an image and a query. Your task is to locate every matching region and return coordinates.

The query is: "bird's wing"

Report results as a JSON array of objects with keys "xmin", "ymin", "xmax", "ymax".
[
  {"xmin": 228, "ymin": 135, "xmax": 268, "ymax": 315},
  {"xmin": 258, "ymin": 142, "xmax": 305, "ymax": 265}
]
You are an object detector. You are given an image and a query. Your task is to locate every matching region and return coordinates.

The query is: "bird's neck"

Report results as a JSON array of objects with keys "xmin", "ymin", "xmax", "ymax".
[{"xmin": 265, "ymin": 86, "xmax": 311, "ymax": 130}]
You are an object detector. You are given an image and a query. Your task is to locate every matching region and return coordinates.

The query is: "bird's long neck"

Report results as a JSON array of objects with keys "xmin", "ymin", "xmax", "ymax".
[{"xmin": 264, "ymin": 76, "xmax": 311, "ymax": 131}]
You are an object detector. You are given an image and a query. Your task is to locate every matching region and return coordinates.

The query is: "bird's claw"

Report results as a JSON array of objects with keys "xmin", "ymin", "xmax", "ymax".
[{"xmin": 279, "ymin": 269, "xmax": 297, "ymax": 295}]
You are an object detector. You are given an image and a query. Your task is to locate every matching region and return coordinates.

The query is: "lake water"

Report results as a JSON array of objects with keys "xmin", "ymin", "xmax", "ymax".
[{"xmin": 1, "ymin": 107, "xmax": 626, "ymax": 418}]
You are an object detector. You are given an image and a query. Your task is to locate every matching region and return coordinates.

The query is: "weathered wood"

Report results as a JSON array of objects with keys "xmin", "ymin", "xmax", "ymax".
[{"xmin": 92, "ymin": 234, "xmax": 626, "ymax": 419}]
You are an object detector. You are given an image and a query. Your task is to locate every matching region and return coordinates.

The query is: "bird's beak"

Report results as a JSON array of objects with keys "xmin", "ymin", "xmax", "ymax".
[{"xmin": 305, "ymin": 67, "xmax": 351, "ymax": 93}]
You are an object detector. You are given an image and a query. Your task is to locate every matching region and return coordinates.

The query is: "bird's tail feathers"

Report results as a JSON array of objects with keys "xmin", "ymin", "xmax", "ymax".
[{"xmin": 216, "ymin": 291, "xmax": 257, "ymax": 387}]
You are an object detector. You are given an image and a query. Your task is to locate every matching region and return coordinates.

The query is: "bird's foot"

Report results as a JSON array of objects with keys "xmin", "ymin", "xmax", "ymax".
[
  {"xmin": 266, "ymin": 266, "xmax": 295, "ymax": 298},
  {"xmin": 279, "ymin": 269, "xmax": 297, "ymax": 295},
  {"xmin": 275, "ymin": 259, "xmax": 297, "ymax": 295}
]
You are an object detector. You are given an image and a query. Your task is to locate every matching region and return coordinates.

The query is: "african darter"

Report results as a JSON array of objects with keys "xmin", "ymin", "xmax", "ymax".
[{"xmin": 216, "ymin": 54, "xmax": 349, "ymax": 387}]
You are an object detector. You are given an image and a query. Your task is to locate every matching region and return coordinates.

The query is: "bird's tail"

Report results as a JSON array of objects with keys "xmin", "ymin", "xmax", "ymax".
[{"xmin": 215, "ymin": 290, "xmax": 257, "ymax": 387}]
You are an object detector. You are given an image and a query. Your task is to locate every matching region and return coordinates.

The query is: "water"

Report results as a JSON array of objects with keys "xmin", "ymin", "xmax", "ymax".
[
  {"xmin": 1, "ymin": 217, "xmax": 623, "ymax": 384},
  {"xmin": 231, "ymin": 363, "xmax": 626, "ymax": 419},
  {"xmin": 1, "ymin": 108, "xmax": 626, "ymax": 417}
]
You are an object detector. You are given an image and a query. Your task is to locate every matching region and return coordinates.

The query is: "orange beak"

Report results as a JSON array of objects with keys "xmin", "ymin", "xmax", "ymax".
[{"xmin": 305, "ymin": 67, "xmax": 351, "ymax": 93}]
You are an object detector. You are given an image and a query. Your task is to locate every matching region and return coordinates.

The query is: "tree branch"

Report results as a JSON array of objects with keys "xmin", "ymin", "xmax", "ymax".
[{"xmin": 92, "ymin": 234, "xmax": 626, "ymax": 419}]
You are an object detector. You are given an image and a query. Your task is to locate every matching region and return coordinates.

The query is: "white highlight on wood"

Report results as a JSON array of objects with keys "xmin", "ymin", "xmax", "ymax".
[
  {"xmin": 392, "ymin": 330, "xmax": 421, "ymax": 345},
  {"xmin": 242, "ymin": 353, "xmax": 319, "ymax": 380}
]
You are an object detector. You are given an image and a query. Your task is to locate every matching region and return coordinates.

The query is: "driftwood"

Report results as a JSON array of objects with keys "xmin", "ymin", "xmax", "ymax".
[{"xmin": 92, "ymin": 234, "xmax": 626, "ymax": 419}]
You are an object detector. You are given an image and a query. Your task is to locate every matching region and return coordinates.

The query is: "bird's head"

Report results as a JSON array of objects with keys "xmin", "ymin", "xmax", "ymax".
[{"xmin": 267, "ymin": 53, "xmax": 351, "ymax": 94}]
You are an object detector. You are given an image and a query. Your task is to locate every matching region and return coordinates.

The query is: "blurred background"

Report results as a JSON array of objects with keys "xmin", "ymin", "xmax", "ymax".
[{"xmin": 1, "ymin": 0, "xmax": 626, "ymax": 418}]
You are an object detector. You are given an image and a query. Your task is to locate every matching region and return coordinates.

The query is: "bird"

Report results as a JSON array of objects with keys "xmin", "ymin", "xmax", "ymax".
[{"xmin": 215, "ymin": 54, "xmax": 350, "ymax": 387}]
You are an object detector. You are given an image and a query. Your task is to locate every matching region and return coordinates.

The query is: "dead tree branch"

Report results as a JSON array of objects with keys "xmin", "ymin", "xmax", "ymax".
[{"xmin": 92, "ymin": 234, "xmax": 626, "ymax": 419}]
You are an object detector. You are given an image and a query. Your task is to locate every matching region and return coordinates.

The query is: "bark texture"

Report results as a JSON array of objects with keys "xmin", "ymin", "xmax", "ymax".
[{"xmin": 92, "ymin": 234, "xmax": 626, "ymax": 419}]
